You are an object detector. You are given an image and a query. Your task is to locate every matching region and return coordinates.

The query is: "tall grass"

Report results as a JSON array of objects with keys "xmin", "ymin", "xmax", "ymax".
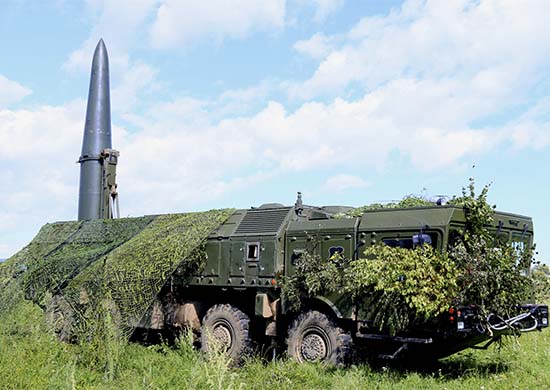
[{"xmin": 1, "ymin": 300, "xmax": 549, "ymax": 389}]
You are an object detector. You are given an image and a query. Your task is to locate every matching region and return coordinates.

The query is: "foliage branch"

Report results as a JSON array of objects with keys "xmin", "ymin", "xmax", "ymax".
[
  {"xmin": 447, "ymin": 179, "xmax": 534, "ymax": 317},
  {"xmin": 530, "ymin": 264, "xmax": 550, "ymax": 303},
  {"xmin": 345, "ymin": 245, "xmax": 458, "ymax": 335},
  {"xmin": 338, "ymin": 195, "xmax": 433, "ymax": 217}
]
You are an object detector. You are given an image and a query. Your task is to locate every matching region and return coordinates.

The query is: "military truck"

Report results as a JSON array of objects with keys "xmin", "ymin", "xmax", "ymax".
[{"xmin": 141, "ymin": 199, "xmax": 548, "ymax": 365}]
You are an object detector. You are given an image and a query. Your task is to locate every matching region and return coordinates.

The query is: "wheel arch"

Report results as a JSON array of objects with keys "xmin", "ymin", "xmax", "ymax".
[{"xmin": 305, "ymin": 296, "xmax": 343, "ymax": 319}]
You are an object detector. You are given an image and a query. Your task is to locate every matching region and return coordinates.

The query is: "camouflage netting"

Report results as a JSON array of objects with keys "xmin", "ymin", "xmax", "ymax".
[
  {"xmin": 0, "ymin": 221, "xmax": 83, "ymax": 312},
  {"xmin": 0, "ymin": 209, "xmax": 234, "ymax": 340}
]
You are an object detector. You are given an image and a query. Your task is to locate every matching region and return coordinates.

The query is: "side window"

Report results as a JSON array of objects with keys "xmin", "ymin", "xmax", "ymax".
[
  {"xmin": 382, "ymin": 232, "xmax": 438, "ymax": 249},
  {"xmin": 246, "ymin": 242, "xmax": 260, "ymax": 261},
  {"xmin": 382, "ymin": 238, "xmax": 414, "ymax": 249}
]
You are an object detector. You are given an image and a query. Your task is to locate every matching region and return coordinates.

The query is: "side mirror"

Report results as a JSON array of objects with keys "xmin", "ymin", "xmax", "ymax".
[{"xmin": 412, "ymin": 234, "xmax": 432, "ymax": 247}]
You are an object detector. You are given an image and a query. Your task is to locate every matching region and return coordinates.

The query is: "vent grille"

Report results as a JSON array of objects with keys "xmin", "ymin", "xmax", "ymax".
[{"xmin": 234, "ymin": 208, "xmax": 291, "ymax": 235}]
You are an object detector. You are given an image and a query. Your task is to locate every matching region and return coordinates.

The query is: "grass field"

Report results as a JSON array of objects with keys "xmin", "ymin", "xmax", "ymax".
[{"xmin": 1, "ymin": 301, "xmax": 549, "ymax": 390}]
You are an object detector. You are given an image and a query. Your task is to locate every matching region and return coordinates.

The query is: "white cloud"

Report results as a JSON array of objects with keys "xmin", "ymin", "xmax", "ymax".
[
  {"xmin": 216, "ymin": 81, "xmax": 274, "ymax": 116},
  {"xmin": 294, "ymin": 33, "xmax": 335, "ymax": 59},
  {"xmin": 310, "ymin": 0, "xmax": 344, "ymax": 23},
  {"xmin": 0, "ymin": 102, "xmax": 83, "ymax": 160},
  {"xmin": 506, "ymin": 99, "xmax": 550, "ymax": 150},
  {"xmin": 219, "ymin": 82, "xmax": 271, "ymax": 105},
  {"xmin": 61, "ymin": 1, "xmax": 162, "ymax": 119},
  {"xmin": 508, "ymin": 122, "xmax": 550, "ymax": 150},
  {"xmin": 323, "ymin": 174, "xmax": 370, "ymax": 192},
  {"xmin": 292, "ymin": 0, "xmax": 550, "ymax": 100},
  {"xmin": 0, "ymin": 82, "xmax": 543, "ymax": 257},
  {"xmin": 63, "ymin": 0, "xmax": 283, "ymax": 113},
  {"xmin": 61, "ymin": 1, "xmax": 164, "ymax": 118},
  {"xmin": 112, "ymin": 62, "xmax": 159, "ymax": 114},
  {"xmin": 0, "ymin": 100, "xmax": 85, "ymax": 257},
  {"xmin": 149, "ymin": 0, "xmax": 286, "ymax": 49},
  {"xmin": 115, "ymin": 87, "xmax": 501, "ymax": 219},
  {"xmin": 63, "ymin": 0, "xmax": 158, "ymax": 72},
  {"xmin": 0, "ymin": 75, "xmax": 32, "ymax": 108},
  {"xmin": 290, "ymin": 0, "xmax": 344, "ymax": 24},
  {"xmin": 283, "ymin": 0, "xmax": 550, "ymax": 172},
  {"xmin": 64, "ymin": 0, "xmax": 290, "ymax": 59}
]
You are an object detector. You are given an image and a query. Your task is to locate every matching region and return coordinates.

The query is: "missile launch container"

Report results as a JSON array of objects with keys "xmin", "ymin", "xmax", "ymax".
[{"xmin": 140, "ymin": 201, "xmax": 549, "ymax": 365}]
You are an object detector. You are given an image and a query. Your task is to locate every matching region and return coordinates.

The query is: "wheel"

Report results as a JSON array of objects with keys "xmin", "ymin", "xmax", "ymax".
[
  {"xmin": 200, "ymin": 304, "xmax": 253, "ymax": 365},
  {"xmin": 287, "ymin": 310, "xmax": 352, "ymax": 366}
]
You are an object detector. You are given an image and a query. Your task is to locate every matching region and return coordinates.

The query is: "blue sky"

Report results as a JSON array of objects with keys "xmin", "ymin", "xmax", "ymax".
[{"xmin": 0, "ymin": 0, "xmax": 549, "ymax": 263}]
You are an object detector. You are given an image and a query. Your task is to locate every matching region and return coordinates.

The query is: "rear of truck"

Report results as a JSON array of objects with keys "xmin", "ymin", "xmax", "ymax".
[{"xmin": 352, "ymin": 207, "xmax": 549, "ymax": 360}]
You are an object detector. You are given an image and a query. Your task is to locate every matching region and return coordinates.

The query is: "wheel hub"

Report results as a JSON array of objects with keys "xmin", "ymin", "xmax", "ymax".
[
  {"xmin": 212, "ymin": 323, "xmax": 232, "ymax": 349},
  {"xmin": 301, "ymin": 333, "xmax": 327, "ymax": 361}
]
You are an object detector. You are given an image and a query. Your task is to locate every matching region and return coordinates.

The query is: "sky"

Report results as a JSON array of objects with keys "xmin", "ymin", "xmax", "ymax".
[{"xmin": 0, "ymin": 0, "xmax": 549, "ymax": 262}]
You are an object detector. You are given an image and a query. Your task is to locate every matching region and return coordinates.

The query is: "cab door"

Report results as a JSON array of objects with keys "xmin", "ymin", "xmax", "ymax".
[
  {"xmin": 285, "ymin": 234, "xmax": 312, "ymax": 272},
  {"xmin": 229, "ymin": 240, "xmax": 245, "ymax": 277}
]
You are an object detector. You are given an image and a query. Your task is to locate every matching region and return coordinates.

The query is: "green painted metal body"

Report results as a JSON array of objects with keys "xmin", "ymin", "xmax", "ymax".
[{"xmin": 184, "ymin": 204, "xmax": 533, "ymax": 321}]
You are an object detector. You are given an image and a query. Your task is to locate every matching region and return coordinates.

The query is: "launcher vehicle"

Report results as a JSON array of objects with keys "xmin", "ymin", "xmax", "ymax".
[
  {"xmin": 67, "ymin": 40, "xmax": 548, "ymax": 365},
  {"xmin": 141, "ymin": 200, "xmax": 548, "ymax": 364}
]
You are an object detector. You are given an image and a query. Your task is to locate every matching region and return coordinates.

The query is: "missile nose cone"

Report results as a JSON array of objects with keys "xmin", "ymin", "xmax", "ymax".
[
  {"xmin": 94, "ymin": 38, "xmax": 108, "ymax": 63},
  {"xmin": 81, "ymin": 38, "xmax": 112, "ymax": 157}
]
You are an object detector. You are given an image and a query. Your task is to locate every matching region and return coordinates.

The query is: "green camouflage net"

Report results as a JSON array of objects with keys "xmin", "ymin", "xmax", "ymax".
[
  {"xmin": 0, "ymin": 221, "xmax": 83, "ymax": 312},
  {"xmin": 0, "ymin": 209, "xmax": 234, "ymax": 341},
  {"xmin": 23, "ymin": 217, "xmax": 155, "ymax": 306}
]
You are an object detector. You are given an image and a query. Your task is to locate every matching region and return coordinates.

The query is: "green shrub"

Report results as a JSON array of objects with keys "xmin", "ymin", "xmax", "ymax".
[
  {"xmin": 339, "ymin": 195, "xmax": 433, "ymax": 217},
  {"xmin": 531, "ymin": 264, "xmax": 550, "ymax": 303},
  {"xmin": 346, "ymin": 245, "xmax": 459, "ymax": 334}
]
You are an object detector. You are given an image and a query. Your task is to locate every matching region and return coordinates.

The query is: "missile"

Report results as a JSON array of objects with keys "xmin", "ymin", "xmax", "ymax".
[{"xmin": 77, "ymin": 39, "xmax": 114, "ymax": 220}]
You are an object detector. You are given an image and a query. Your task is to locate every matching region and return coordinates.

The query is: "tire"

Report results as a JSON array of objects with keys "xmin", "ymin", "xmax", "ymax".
[
  {"xmin": 200, "ymin": 304, "xmax": 253, "ymax": 366},
  {"xmin": 287, "ymin": 310, "xmax": 352, "ymax": 366}
]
